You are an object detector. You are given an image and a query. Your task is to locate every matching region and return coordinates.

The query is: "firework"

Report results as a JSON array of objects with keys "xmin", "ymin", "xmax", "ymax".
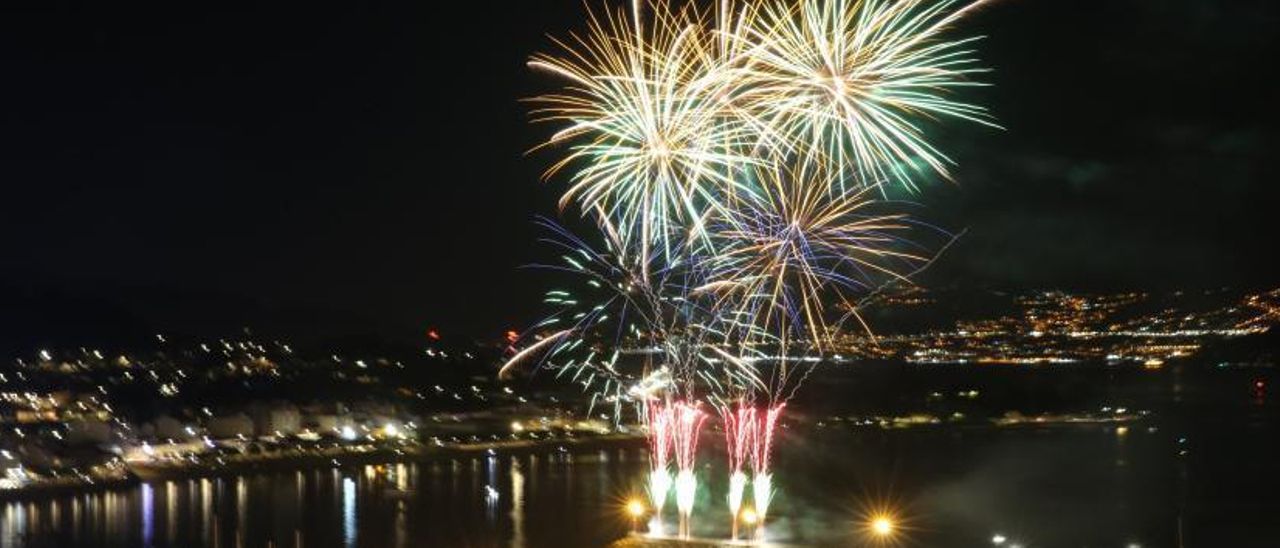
[
  {"xmin": 645, "ymin": 402, "xmax": 676, "ymax": 531},
  {"xmin": 736, "ymin": 0, "xmax": 1000, "ymax": 192},
  {"xmin": 750, "ymin": 403, "xmax": 784, "ymax": 529},
  {"xmin": 497, "ymin": 220, "xmax": 692, "ymax": 420},
  {"xmin": 702, "ymin": 162, "xmax": 931, "ymax": 372},
  {"xmin": 497, "ymin": 329, "xmax": 572, "ymax": 380},
  {"xmin": 515, "ymin": 1, "xmax": 999, "ymax": 543},
  {"xmin": 720, "ymin": 402, "xmax": 757, "ymax": 539},
  {"xmin": 669, "ymin": 401, "xmax": 708, "ymax": 537},
  {"xmin": 528, "ymin": 0, "xmax": 759, "ymax": 273}
]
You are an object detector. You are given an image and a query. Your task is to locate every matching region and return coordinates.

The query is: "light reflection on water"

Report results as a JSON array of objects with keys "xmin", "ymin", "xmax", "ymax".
[
  {"xmin": 0, "ymin": 448, "xmax": 645, "ymax": 548},
  {"xmin": 140, "ymin": 483, "xmax": 152, "ymax": 547},
  {"xmin": 510, "ymin": 457, "xmax": 525, "ymax": 548},
  {"xmin": 0, "ymin": 422, "xmax": 1273, "ymax": 547},
  {"xmin": 342, "ymin": 476, "xmax": 356, "ymax": 548}
]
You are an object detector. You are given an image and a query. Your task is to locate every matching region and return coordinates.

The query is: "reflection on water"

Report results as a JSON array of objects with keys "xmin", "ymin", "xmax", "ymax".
[
  {"xmin": 342, "ymin": 476, "xmax": 356, "ymax": 548},
  {"xmin": 2, "ymin": 503, "xmax": 24, "ymax": 548},
  {"xmin": 484, "ymin": 456, "xmax": 499, "ymax": 523},
  {"xmin": 140, "ymin": 483, "xmax": 152, "ymax": 547},
  {"xmin": 510, "ymin": 457, "xmax": 525, "ymax": 548},
  {"xmin": 0, "ymin": 448, "xmax": 645, "ymax": 548}
]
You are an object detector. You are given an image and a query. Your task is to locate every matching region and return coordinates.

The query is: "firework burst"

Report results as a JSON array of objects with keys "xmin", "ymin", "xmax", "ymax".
[
  {"xmin": 529, "ymin": 0, "xmax": 760, "ymax": 273},
  {"xmin": 514, "ymin": 1, "xmax": 1001, "ymax": 542},
  {"xmin": 736, "ymin": 0, "xmax": 1000, "ymax": 192},
  {"xmin": 703, "ymin": 162, "xmax": 931, "ymax": 355}
]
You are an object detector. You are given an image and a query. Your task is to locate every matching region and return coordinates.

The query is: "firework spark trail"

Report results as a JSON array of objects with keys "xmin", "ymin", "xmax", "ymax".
[
  {"xmin": 672, "ymin": 401, "xmax": 707, "ymax": 493},
  {"xmin": 497, "ymin": 330, "xmax": 573, "ymax": 380},
  {"xmin": 670, "ymin": 401, "xmax": 708, "ymax": 538},
  {"xmin": 750, "ymin": 403, "xmax": 785, "ymax": 523},
  {"xmin": 723, "ymin": 403, "xmax": 757, "ymax": 476}
]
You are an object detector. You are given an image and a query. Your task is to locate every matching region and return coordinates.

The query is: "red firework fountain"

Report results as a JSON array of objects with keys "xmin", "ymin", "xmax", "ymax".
[
  {"xmin": 749, "ymin": 404, "xmax": 785, "ymax": 539},
  {"xmin": 721, "ymin": 404, "xmax": 756, "ymax": 540},
  {"xmin": 671, "ymin": 402, "xmax": 707, "ymax": 538},
  {"xmin": 644, "ymin": 402, "xmax": 676, "ymax": 534}
]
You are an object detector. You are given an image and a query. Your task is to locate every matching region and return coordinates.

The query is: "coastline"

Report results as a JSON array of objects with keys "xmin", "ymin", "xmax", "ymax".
[
  {"xmin": 0, "ymin": 475, "xmax": 139, "ymax": 502},
  {"xmin": 132, "ymin": 432, "xmax": 645, "ymax": 482},
  {"xmin": 0, "ymin": 433, "xmax": 645, "ymax": 500}
]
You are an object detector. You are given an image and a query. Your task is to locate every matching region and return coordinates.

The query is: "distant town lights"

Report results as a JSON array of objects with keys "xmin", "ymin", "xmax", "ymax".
[{"xmin": 340, "ymin": 426, "xmax": 357, "ymax": 441}]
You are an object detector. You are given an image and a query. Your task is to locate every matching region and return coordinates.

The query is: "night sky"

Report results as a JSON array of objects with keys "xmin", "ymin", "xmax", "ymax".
[{"xmin": 1, "ymin": 1, "xmax": 1277, "ymax": 347}]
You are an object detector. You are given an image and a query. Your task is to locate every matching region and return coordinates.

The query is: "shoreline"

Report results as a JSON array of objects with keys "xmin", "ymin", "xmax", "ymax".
[
  {"xmin": 0, "ymin": 475, "xmax": 139, "ymax": 502},
  {"xmin": 0, "ymin": 433, "xmax": 645, "ymax": 501},
  {"xmin": 0, "ymin": 419, "xmax": 1142, "ymax": 501},
  {"xmin": 132, "ymin": 432, "xmax": 645, "ymax": 482}
]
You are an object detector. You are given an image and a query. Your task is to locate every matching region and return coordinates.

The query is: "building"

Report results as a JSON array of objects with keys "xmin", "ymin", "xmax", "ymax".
[
  {"xmin": 253, "ymin": 403, "xmax": 302, "ymax": 437},
  {"xmin": 206, "ymin": 413, "xmax": 254, "ymax": 439}
]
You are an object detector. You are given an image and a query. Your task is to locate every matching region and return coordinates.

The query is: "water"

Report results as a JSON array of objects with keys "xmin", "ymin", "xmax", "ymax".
[
  {"xmin": 1, "ymin": 363, "xmax": 1276, "ymax": 547},
  {"xmin": 0, "ymin": 452, "xmax": 647, "ymax": 547},
  {"xmin": 2, "ymin": 426, "xmax": 1274, "ymax": 547}
]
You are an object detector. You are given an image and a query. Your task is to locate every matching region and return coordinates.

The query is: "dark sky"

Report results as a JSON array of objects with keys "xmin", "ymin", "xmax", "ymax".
[{"xmin": 1, "ymin": 1, "xmax": 1277, "ymax": 346}]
